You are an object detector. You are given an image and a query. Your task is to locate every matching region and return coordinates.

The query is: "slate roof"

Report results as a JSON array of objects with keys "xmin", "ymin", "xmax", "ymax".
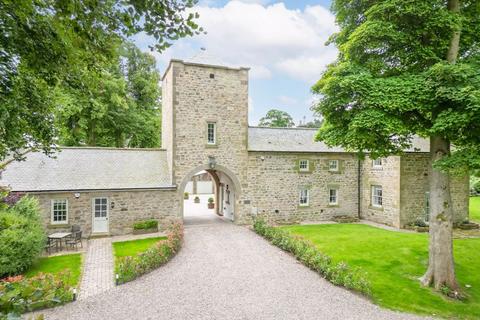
[
  {"xmin": 247, "ymin": 127, "xmax": 430, "ymax": 153},
  {"xmin": 0, "ymin": 148, "xmax": 173, "ymax": 192}
]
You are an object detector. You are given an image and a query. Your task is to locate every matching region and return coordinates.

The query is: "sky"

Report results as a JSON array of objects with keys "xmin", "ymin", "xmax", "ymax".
[{"xmin": 132, "ymin": 0, "xmax": 336, "ymax": 126}]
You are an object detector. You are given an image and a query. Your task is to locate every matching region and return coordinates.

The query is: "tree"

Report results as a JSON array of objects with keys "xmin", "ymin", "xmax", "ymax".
[
  {"xmin": 56, "ymin": 42, "xmax": 162, "ymax": 148},
  {"xmin": 298, "ymin": 118, "xmax": 323, "ymax": 128},
  {"xmin": 313, "ymin": 0, "xmax": 480, "ymax": 290},
  {"xmin": 0, "ymin": 0, "xmax": 201, "ymax": 163},
  {"xmin": 259, "ymin": 109, "xmax": 295, "ymax": 128}
]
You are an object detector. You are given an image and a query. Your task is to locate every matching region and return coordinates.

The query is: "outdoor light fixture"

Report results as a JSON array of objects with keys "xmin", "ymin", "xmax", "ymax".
[
  {"xmin": 111, "ymin": 201, "xmax": 115, "ymax": 209},
  {"xmin": 116, "ymin": 274, "xmax": 119, "ymax": 286},
  {"xmin": 208, "ymin": 156, "xmax": 216, "ymax": 169},
  {"xmin": 74, "ymin": 192, "xmax": 80, "ymax": 199},
  {"xmin": 72, "ymin": 288, "xmax": 77, "ymax": 301}
]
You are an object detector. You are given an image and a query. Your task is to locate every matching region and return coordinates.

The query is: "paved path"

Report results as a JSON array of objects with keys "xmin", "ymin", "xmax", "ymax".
[
  {"xmin": 78, "ymin": 238, "xmax": 114, "ymax": 300},
  {"xmin": 38, "ymin": 212, "xmax": 427, "ymax": 320}
]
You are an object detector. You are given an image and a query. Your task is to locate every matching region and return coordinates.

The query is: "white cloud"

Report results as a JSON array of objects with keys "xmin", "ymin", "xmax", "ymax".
[
  {"xmin": 153, "ymin": 1, "xmax": 338, "ymax": 83},
  {"xmin": 277, "ymin": 95, "xmax": 298, "ymax": 107}
]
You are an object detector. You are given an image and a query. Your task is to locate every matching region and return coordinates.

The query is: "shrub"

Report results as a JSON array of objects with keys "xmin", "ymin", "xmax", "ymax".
[
  {"xmin": 0, "ymin": 197, "xmax": 46, "ymax": 277},
  {"xmin": 253, "ymin": 217, "xmax": 370, "ymax": 295},
  {"xmin": 0, "ymin": 271, "xmax": 74, "ymax": 318},
  {"xmin": 208, "ymin": 197, "xmax": 214, "ymax": 203},
  {"xmin": 133, "ymin": 219, "xmax": 158, "ymax": 230},
  {"xmin": 184, "ymin": 192, "xmax": 189, "ymax": 199},
  {"xmin": 117, "ymin": 222, "xmax": 183, "ymax": 284}
]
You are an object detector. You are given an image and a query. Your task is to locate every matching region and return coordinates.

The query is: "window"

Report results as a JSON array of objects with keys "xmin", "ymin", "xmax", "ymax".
[
  {"xmin": 424, "ymin": 192, "xmax": 430, "ymax": 222},
  {"xmin": 299, "ymin": 159, "xmax": 309, "ymax": 172},
  {"xmin": 94, "ymin": 198, "xmax": 108, "ymax": 218},
  {"xmin": 207, "ymin": 122, "xmax": 216, "ymax": 145},
  {"xmin": 329, "ymin": 160, "xmax": 339, "ymax": 172},
  {"xmin": 372, "ymin": 158, "xmax": 383, "ymax": 168},
  {"xmin": 371, "ymin": 185, "xmax": 383, "ymax": 207},
  {"xmin": 51, "ymin": 199, "xmax": 68, "ymax": 224},
  {"xmin": 299, "ymin": 189, "xmax": 309, "ymax": 206},
  {"xmin": 329, "ymin": 189, "xmax": 338, "ymax": 205}
]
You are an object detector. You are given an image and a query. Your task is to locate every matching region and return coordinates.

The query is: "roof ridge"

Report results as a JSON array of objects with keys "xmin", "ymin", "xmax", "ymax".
[{"xmin": 58, "ymin": 147, "xmax": 167, "ymax": 151}]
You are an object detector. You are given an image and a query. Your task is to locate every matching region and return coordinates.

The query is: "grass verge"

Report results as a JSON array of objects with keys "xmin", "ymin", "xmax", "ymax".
[
  {"xmin": 470, "ymin": 196, "xmax": 480, "ymax": 222},
  {"xmin": 25, "ymin": 253, "xmax": 82, "ymax": 287},
  {"xmin": 282, "ymin": 223, "xmax": 480, "ymax": 319}
]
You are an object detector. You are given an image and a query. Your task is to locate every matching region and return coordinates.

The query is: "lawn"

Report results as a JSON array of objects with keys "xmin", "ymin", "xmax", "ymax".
[
  {"xmin": 113, "ymin": 237, "xmax": 166, "ymax": 260},
  {"xmin": 470, "ymin": 197, "xmax": 480, "ymax": 222},
  {"xmin": 282, "ymin": 224, "xmax": 480, "ymax": 319},
  {"xmin": 25, "ymin": 253, "xmax": 82, "ymax": 287}
]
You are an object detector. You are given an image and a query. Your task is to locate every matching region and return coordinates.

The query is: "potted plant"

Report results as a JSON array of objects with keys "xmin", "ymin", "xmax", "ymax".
[
  {"xmin": 184, "ymin": 192, "xmax": 189, "ymax": 200},
  {"xmin": 194, "ymin": 196, "xmax": 200, "ymax": 203},
  {"xmin": 207, "ymin": 197, "xmax": 214, "ymax": 209},
  {"xmin": 132, "ymin": 219, "xmax": 159, "ymax": 235}
]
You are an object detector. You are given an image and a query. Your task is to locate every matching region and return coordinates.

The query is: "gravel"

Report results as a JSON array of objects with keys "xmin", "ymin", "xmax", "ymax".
[{"xmin": 37, "ymin": 219, "xmax": 429, "ymax": 320}]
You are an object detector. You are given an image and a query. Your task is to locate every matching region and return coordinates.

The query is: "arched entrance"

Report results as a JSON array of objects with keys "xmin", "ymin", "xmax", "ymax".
[{"xmin": 178, "ymin": 165, "xmax": 241, "ymax": 224}]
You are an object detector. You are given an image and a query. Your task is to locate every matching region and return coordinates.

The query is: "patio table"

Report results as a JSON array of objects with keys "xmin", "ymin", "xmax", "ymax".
[{"xmin": 48, "ymin": 232, "xmax": 72, "ymax": 251}]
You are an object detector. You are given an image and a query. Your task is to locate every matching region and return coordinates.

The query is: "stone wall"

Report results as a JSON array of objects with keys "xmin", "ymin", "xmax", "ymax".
[
  {"xmin": 400, "ymin": 153, "xmax": 469, "ymax": 226},
  {"xmin": 31, "ymin": 189, "xmax": 179, "ymax": 237},
  {"xmin": 163, "ymin": 61, "xmax": 250, "ymax": 221},
  {"xmin": 360, "ymin": 156, "xmax": 401, "ymax": 227},
  {"xmin": 246, "ymin": 152, "xmax": 359, "ymax": 224}
]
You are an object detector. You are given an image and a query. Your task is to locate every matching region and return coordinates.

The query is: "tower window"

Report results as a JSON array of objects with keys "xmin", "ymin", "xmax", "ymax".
[{"xmin": 207, "ymin": 122, "xmax": 216, "ymax": 145}]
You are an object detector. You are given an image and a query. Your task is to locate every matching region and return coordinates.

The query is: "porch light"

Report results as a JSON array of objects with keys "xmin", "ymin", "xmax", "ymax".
[
  {"xmin": 74, "ymin": 192, "xmax": 80, "ymax": 199},
  {"xmin": 208, "ymin": 156, "xmax": 216, "ymax": 169}
]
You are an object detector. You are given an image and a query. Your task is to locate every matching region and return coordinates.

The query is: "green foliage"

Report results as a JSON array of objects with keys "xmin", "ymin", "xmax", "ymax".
[
  {"xmin": 470, "ymin": 197, "xmax": 480, "ymax": 222},
  {"xmin": 283, "ymin": 223, "xmax": 480, "ymax": 319},
  {"xmin": 25, "ymin": 254, "xmax": 82, "ymax": 287},
  {"xmin": 208, "ymin": 197, "xmax": 214, "ymax": 203},
  {"xmin": 312, "ymin": 0, "xmax": 480, "ymax": 170},
  {"xmin": 258, "ymin": 109, "xmax": 295, "ymax": 128},
  {"xmin": 253, "ymin": 218, "xmax": 370, "ymax": 295},
  {"xmin": 113, "ymin": 237, "xmax": 166, "ymax": 259},
  {"xmin": 0, "ymin": 0, "xmax": 200, "ymax": 161},
  {"xmin": 132, "ymin": 219, "xmax": 159, "ymax": 230},
  {"xmin": 184, "ymin": 192, "xmax": 189, "ymax": 199},
  {"xmin": 0, "ymin": 197, "xmax": 46, "ymax": 277},
  {"xmin": 117, "ymin": 222, "xmax": 183, "ymax": 284},
  {"xmin": 0, "ymin": 272, "xmax": 74, "ymax": 318}
]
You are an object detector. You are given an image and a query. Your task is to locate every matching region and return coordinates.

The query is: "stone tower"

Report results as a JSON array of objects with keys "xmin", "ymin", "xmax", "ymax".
[{"xmin": 161, "ymin": 53, "xmax": 250, "ymax": 221}]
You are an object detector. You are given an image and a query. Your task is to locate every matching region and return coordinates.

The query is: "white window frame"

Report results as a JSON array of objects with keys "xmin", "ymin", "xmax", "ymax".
[
  {"xmin": 329, "ymin": 188, "xmax": 338, "ymax": 205},
  {"xmin": 299, "ymin": 189, "xmax": 309, "ymax": 207},
  {"xmin": 207, "ymin": 122, "xmax": 216, "ymax": 145},
  {"xmin": 299, "ymin": 159, "xmax": 309, "ymax": 172},
  {"xmin": 372, "ymin": 158, "xmax": 383, "ymax": 168},
  {"xmin": 329, "ymin": 160, "xmax": 339, "ymax": 172},
  {"xmin": 371, "ymin": 185, "xmax": 383, "ymax": 207},
  {"xmin": 51, "ymin": 199, "xmax": 68, "ymax": 224}
]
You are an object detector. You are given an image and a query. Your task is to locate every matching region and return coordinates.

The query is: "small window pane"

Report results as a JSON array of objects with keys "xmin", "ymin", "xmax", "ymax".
[
  {"xmin": 207, "ymin": 123, "xmax": 216, "ymax": 144},
  {"xmin": 299, "ymin": 189, "xmax": 309, "ymax": 206},
  {"xmin": 299, "ymin": 160, "xmax": 309, "ymax": 171},
  {"xmin": 329, "ymin": 160, "xmax": 339, "ymax": 171},
  {"xmin": 52, "ymin": 199, "xmax": 67, "ymax": 224},
  {"xmin": 329, "ymin": 189, "xmax": 338, "ymax": 205},
  {"xmin": 373, "ymin": 158, "xmax": 382, "ymax": 167},
  {"xmin": 372, "ymin": 186, "xmax": 383, "ymax": 207}
]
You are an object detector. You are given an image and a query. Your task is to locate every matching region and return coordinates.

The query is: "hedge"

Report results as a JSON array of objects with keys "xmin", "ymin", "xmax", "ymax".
[
  {"xmin": 133, "ymin": 219, "xmax": 159, "ymax": 230},
  {"xmin": 117, "ymin": 222, "xmax": 183, "ymax": 284},
  {"xmin": 253, "ymin": 217, "xmax": 370, "ymax": 295}
]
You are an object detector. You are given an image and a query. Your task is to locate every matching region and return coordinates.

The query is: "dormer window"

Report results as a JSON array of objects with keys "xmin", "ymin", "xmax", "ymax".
[{"xmin": 207, "ymin": 122, "xmax": 216, "ymax": 145}]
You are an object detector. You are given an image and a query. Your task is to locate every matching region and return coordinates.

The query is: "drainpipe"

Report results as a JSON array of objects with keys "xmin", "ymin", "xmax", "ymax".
[{"xmin": 357, "ymin": 158, "xmax": 362, "ymax": 219}]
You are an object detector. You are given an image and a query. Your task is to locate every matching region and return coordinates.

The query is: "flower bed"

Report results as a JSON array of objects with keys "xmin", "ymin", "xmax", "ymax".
[
  {"xmin": 116, "ymin": 222, "xmax": 183, "ymax": 284},
  {"xmin": 0, "ymin": 271, "xmax": 74, "ymax": 318},
  {"xmin": 253, "ymin": 218, "xmax": 370, "ymax": 295}
]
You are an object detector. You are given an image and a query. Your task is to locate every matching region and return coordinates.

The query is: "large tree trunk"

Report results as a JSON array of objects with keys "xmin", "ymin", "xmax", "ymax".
[
  {"xmin": 421, "ymin": 136, "xmax": 458, "ymax": 289},
  {"xmin": 420, "ymin": 0, "xmax": 461, "ymax": 291}
]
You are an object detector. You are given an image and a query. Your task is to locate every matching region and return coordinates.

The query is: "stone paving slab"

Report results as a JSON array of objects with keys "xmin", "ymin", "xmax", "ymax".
[{"xmin": 38, "ymin": 218, "xmax": 430, "ymax": 320}]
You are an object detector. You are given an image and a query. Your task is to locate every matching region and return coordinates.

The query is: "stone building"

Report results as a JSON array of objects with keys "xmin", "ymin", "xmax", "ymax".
[{"xmin": 0, "ymin": 56, "xmax": 469, "ymax": 236}]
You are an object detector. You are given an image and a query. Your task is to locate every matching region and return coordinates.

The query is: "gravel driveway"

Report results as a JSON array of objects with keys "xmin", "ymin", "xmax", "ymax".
[{"xmin": 38, "ymin": 216, "xmax": 428, "ymax": 320}]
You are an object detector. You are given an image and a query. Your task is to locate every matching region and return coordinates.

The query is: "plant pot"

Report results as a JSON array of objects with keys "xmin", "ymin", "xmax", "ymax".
[
  {"xmin": 458, "ymin": 222, "xmax": 480, "ymax": 230},
  {"xmin": 208, "ymin": 203, "xmax": 214, "ymax": 209},
  {"xmin": 133, "ymin": 227, "xmax": 159, "ymax": 235},
  {"xmin": 184, "ymin": 194, "xmax": 189, "ymax": 200},
  {"xmin": 194, "ymin": 198, "xmax": 200, "ymax": 203},
  {"xmin": 415, "ymin": 226, "xmax": 429, "ymax": 233}
]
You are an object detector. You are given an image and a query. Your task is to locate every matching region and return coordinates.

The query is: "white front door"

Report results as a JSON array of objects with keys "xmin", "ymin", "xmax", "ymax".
[
  {"xmin": 92, "ymin": 197, "xmax": 109, "ymax": 233},
  {"xmin": 223, "ymin": 185, "xmax": 234, "ymax": 221}
]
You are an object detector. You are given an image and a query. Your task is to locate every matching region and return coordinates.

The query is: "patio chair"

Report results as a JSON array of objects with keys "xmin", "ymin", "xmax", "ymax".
[
  {"xmin": 71, "ymin": 225, "xmax": 81, "ymax": 233},
  {"xmin": 45, "ymin": 237, "xmax": 57, "ymax": 254},
  {"xmin": 66, "ymin": 231, "xmax": 83, "ymax": 249}
]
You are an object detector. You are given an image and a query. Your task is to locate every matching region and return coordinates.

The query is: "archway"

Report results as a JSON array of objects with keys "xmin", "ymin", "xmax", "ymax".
[{"xmin": 179, "ymin": 165, "xmax": 241, "ymax": 224}]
